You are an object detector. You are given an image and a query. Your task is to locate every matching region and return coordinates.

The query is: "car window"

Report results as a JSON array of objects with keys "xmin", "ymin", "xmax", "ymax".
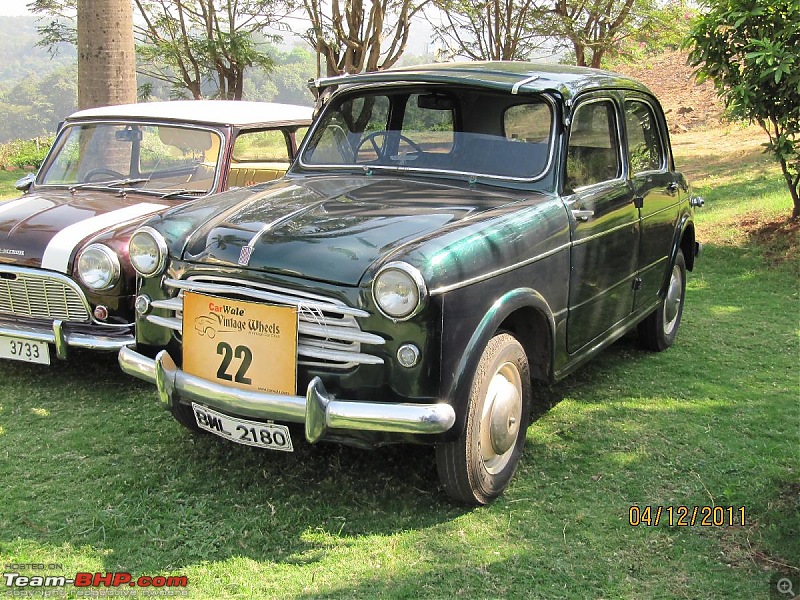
[
  {"xmin": 39, "ymin": 123, "xmax": 222, "ymax": 194},
  {"xmin": 302, "ymin": 89, "xmax": 553, "ymax": 180},
  {"xmin": 567, "ymin": 99, "xmax": 621, "ymax": 189},
  {"xmin": 624, "ymin": 100, "xmax": 665, "ymax": 174},
  {"xmin": 232, "ymin": 130, "xmax": 291, "ymax": 163}
]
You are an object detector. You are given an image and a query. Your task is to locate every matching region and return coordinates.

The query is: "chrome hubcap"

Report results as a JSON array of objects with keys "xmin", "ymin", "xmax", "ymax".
[
  {"xmin": 663, "ymin": 264, "xmax": 682, "ymax": 335},
  {"xmin": 480, "ymin": 361, "xmax": 523, "ymax": 474}
]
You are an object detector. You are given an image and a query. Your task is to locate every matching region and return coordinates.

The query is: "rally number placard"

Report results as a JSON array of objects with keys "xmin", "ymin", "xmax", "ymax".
[{"xmin": 182, "ymin": 291, "xmax": 298, "ymax": 395}]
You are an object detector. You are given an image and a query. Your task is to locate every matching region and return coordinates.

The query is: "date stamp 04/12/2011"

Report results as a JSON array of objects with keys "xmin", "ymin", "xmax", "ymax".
[{"xmin": 628, "ymin": 505, "xmax": 747, "ymax": 527}]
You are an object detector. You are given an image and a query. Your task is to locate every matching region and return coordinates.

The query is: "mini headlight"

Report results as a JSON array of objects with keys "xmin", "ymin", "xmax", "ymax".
[
  {"xmin": 372, "ymin": 262, "xmax": 427, "ymax": 320},
  {"xmin": 129, "ymin": 226, "xmax": 167, "ymax": 277},
  {"xmin": 76, "ymin": 244, "xmax": 120, "ymax": 291}
]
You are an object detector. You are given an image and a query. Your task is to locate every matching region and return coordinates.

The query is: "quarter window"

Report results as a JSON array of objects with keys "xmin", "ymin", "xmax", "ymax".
[
  {"xmin": 624, "ymin": 100, "xmax": 665, "ymax": 173},
  {"xmin": 566, "ymin": 100, "xmax": 621, "ymax": 189}
]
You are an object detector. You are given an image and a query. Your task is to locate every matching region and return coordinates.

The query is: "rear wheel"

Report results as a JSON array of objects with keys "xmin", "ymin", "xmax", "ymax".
[
  {"xmin": 638, "ymin": 249, "xmax": 686, "ymax": 351},
  {"xmin": 436, "ymin": 333, "xmax": 531, "ymax": 505}
]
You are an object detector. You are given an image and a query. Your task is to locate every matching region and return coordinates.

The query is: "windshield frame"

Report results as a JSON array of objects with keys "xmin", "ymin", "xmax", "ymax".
[
  {"xmin": 297, "ymin": 83, "xmax": 557, "ymax": 184},
  {"xmin": 35, "ymin": 119, "xmax": 226, "ymax": 197}
]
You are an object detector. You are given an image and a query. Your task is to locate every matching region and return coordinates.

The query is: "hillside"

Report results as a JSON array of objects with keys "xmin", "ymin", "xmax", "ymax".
[{"xmin": 612, "ymin": 50, "xmax": 726, "ymax": 132}]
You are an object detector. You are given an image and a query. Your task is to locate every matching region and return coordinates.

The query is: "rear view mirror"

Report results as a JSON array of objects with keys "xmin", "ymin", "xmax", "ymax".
[
  {"xmin": 115, "ymin": 127, "xmax": 142, "ymax": 142},
  {"xmin": 417, "ymin": 93, "xmax": 455, "ymax": 111}
]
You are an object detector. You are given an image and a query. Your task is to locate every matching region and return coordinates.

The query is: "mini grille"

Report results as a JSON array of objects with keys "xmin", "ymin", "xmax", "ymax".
[
  {"xmin": 148, "ymin": 276, "xmax": 384, "ymax": 369},
  {"xmin": 0, "ymin": 268, "xmax": 91, "ymax": 322}
]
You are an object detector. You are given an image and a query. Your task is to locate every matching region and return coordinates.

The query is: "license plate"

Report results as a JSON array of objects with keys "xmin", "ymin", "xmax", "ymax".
[
  {"xmin": 191, "ymin": 402, "xmax": 294, "ymax": 452},
  {"xmin": 182, "ymin": 291, "xmax": 298, "ymax": 395},
  {"xmin": 0, "ymin": 335, "xmax": 50, "ymax": 365}
]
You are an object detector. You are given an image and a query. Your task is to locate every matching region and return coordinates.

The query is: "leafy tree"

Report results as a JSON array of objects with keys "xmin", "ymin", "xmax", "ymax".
[
  {"xmin": 429, "ymin": 0, "xmax": 548, "ymax": 61},
  {"xmin": 687, "ymin": 0, "xmax": 800, "ymax": 219},
  {"xmin": 300, "ymin": 0, "xmax": 429, "ymax": 76},
  {"xmin": 29, "ymin": 0, "xmax": 289, "ymax": 100},
  {"xmin": 546, "ymin": 0, "xmax": 660, "ymax": 68}
]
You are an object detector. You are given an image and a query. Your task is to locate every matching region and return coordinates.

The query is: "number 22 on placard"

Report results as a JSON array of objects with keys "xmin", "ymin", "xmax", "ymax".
[{"xmin": 216, "ymin": 341, "xmax": 252, "ymax": 384}]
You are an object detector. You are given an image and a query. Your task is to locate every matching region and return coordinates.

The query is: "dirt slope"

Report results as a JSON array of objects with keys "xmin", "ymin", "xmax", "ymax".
[{"xmin": 612, "ymin": 50, "xmax": 725, "ymax": 132}]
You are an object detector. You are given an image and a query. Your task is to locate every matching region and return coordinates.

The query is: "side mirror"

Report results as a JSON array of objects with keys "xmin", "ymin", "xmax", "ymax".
[{"xmin": 14, "ymin": 173, "xmax": 35, "ymax": 193}]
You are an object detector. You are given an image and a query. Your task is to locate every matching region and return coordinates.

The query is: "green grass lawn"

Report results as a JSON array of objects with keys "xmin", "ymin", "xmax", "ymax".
[
  {"xmin": 0, "ymin": 170, "xmax": 26, "ymax": 200},
  {"xmin": 0, "ymin": 126, "xmax": 797, "ymax": 599}
]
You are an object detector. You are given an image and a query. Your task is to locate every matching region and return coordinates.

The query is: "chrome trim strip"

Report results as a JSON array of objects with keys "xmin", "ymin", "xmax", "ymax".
[
  {"xmin": 571, "ymin": 219, "xmax": 637, "ymax": 246},
  {"xmin": 0, "ymin": 320, "xmax": 133, "ymax": 355},
  {"xmin": 512, "ymin": 75, "xmax": 541, "ymax": 95},
  {"xmin": 119, "ymin": 347, "xmax": 455, "ymax": 442},
  {"xmin": 164, "ymin": 278, "xmax": 369, "ymax": 318},
  {"xmin": 429, "ymin": 241, "xmax": 570, "ymax": 295}
]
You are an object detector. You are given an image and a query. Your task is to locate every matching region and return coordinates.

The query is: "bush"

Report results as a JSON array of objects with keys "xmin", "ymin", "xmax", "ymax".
[{"xmin": 0, "ymin": 137, "xmax": 55, "ymax": 170}]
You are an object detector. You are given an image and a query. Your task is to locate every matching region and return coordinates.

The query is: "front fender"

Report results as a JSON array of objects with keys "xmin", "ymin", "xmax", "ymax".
[{"xmin": 441, "ymin": 287, "xmax": 555, "ymax": 440}]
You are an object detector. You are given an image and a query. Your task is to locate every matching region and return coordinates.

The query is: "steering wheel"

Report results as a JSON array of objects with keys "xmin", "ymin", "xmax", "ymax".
[
  {"xmin": 83, "ymin": 168, "xmax": 125, "ymax": 182},
  {"xmin": 355, "ymin": 131, "xmax": 423, "ymax": 161}
]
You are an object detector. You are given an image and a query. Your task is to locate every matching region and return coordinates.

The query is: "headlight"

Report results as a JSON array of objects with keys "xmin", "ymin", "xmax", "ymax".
[
  {"xmin": 76, "ymin": 244, "xmax": 120, "ymax": 291},
  {"xmin": 129, "ymin": 226, "xmax": 167, "ymax": 277},
  {"xmin": 372, "ymin": 262, "xmax": 427, "ymax": 320}
]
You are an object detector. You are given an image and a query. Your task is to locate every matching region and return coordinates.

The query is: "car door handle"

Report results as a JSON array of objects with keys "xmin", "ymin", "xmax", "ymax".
[
  {"xmin": 667, "ymin": 182, "xmax": 679, "ymax": 194},
  {"xmin": 571, "ymin": 209, "xmax": 594, "ymax": 221}
]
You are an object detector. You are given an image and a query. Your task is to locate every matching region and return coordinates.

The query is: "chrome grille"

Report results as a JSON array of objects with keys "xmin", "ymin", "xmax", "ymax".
[
  {"xmin": 0, "ymin": 267, "xmax": 91, "ymax": 322},
  {"xmin": 148, "ymin": 276, "xmax": 384, "ymax": 369}
]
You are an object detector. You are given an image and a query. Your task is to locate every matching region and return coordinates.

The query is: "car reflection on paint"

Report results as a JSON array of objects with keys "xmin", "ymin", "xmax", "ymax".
[{"xmin": 0, "ymin": 100, "xmax": 312, "ymax": 365}]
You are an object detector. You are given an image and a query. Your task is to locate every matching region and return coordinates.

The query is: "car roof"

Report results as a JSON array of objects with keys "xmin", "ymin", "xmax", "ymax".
[
  {"xmin": 311, "ymin": 61, "xmax": 653, "ymax": 101},
  {"xmin": 67, "ymin": 100, "xmax": 314, "ymax": 128}
]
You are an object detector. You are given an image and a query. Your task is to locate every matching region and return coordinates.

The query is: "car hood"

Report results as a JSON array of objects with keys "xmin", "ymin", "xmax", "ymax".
[
  {"xmin": 182, "ymin": 176, "xmax": 530, "ymax": 286},
  {"xmin": 0, "ymin": 188, "xmax": 169, "ymax": 273}
]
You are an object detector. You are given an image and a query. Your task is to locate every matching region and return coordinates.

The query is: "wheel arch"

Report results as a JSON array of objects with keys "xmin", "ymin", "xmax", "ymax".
[{"xmin": 443, "ymin": 287, "xmax": 555, "ymax": 439}]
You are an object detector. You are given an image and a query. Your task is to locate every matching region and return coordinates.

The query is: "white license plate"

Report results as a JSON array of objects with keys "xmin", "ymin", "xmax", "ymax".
[
  {"xmin": 191, "ymin": 403, "xmax": 294, "ymax": 452},
  {"xmin": 0, "ymin": 335, "xmax": 50, "ymax": 365}
]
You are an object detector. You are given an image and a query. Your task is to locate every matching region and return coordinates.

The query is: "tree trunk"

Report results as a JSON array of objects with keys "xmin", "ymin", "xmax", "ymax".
[{"xmin": 77, "ymin": 0, "xmax": 136, "ymax": 109}]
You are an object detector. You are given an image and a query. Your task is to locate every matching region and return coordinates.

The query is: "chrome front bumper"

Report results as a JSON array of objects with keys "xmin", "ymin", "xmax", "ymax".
[
  {"xmin": 118, "ymin": 346, "xmax": 456, "ymax": 444},
  {"xmin": 0, "ymin": 319, "xmax": 134, "ymax": 359}
]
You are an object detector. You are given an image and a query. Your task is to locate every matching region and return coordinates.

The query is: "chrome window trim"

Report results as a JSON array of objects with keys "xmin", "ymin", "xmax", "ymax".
[
  {"xmin": 298, "ymin": 83, "xmax": 558, "ymax": 184},
  {"xmin": 36, "ymin": 120, "xmax": 226, "ymax": 195},
  {"xmin": 567, "ymin": 96, "xmax": 626, "ymax": 191},
  {"xmin": 623, "ymin": 97, "xmax": 668, "ymax": 176}
]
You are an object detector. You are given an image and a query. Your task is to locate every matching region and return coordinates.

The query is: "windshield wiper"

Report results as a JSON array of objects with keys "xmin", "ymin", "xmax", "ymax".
[
  {"xmin": 106, "ymin": 178, "xmax": 150, "ymax": 188},
  {"xmin": 159, "ymin": 189, "xmax": 208, "ymax": 199}
]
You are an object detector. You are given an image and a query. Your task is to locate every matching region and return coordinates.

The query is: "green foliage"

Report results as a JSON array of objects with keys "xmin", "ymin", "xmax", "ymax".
[
  {"xmin": 605, "ymin": 1, "xmax": 697, "ymax": 67},
  {"xmin": 686, "ymin": 0, "xmax": 800, "ymax": 219},
  {"xmin": 0, "ymin": 136, "xmax": 55, "ymax": 170}
]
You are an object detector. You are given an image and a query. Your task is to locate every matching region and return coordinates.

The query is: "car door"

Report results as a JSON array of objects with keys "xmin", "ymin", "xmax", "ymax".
[
  {"xmin": 565, "ymin": 95, "xmax": 639, "ymax": 353},
  {"xmin": 623, "ymin": 94, "xmax": 681, "ymax": 314}
]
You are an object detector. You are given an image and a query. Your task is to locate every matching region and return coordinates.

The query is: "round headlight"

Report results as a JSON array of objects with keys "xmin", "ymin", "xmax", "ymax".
[
  {"xmin": 129, "ymin": 226, "xmax": 167, "ymax": 277},
  {"xmin": 372, "ymin": 262, "xmax": 427, "ymax": 320},
  {"xmin": 76, "ymin": 244, "xmax": 120, "ymax": 291}
]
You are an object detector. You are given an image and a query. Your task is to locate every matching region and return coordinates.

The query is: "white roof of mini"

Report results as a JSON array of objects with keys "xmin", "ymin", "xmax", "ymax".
[{"xmin": 68, "ymin": 100, "xmax": 313, "ymax": 127}]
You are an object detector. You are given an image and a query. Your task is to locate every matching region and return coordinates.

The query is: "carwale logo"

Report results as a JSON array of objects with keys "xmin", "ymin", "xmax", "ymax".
[{"xmin": 0, "ymin": 248, "xmax": 24, "ymax": 256}]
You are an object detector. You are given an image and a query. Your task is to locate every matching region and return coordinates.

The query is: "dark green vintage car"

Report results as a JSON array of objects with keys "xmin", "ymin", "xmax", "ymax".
[{"xmin": 119, "ymin": 62, "xmax": 702, "ymax": 504}]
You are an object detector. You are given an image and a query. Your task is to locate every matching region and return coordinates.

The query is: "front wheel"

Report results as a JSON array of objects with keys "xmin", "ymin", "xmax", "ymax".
[
  {"xmin": 638, "ymin": 249, "xmax": 686, "ymax": 351},
  {"xmin": 436, "ymin": 333, "xmax": 531, "ymax": 505}
]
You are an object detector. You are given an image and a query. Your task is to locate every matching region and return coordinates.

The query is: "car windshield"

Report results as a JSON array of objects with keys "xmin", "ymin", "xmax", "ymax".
[
  {"xmin": 301, "ymin": 87, "xmax": 553, "ymax": 180},
  {"xmin": 38, "ymin": 122, "xmax": 223, "ymax": 194}
]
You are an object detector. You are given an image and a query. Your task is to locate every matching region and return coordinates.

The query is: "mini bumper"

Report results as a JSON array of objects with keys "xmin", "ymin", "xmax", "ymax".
[
  {"xmin": 0, "ymin": 319, "xmax": 134, "ymax": 359},
  {"xmin": 118, "ymin": 346, "xmax": 456, "ymax": 444}
]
